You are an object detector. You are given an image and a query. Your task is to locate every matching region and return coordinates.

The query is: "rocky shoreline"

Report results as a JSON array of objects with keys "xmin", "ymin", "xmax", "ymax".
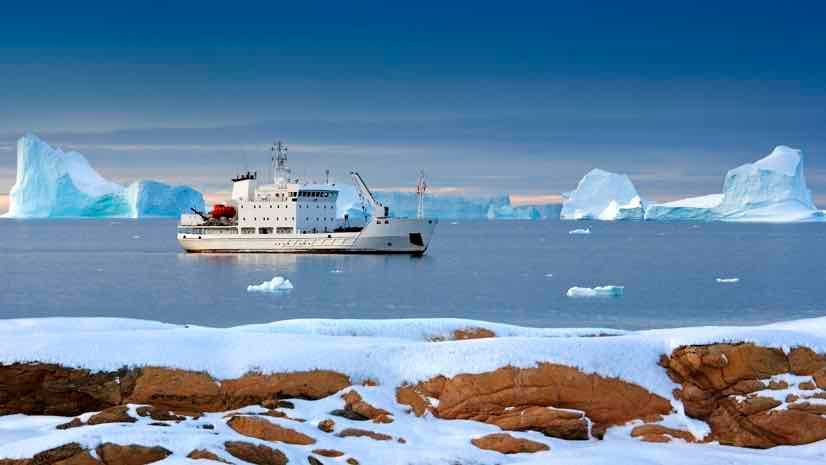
[{"xmin": 2, "ymin": 318, "xmax": 826, "ymax": 464}]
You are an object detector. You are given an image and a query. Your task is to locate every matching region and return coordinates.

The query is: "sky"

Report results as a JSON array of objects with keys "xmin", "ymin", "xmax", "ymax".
[{"xmin": 1, "ymin": 0, "xmax": 825, "ymax": 209}]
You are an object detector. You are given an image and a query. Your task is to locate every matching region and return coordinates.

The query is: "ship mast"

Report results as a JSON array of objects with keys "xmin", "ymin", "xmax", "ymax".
[{"xmin": 272, "ymin": 141, "xmax": 290, "ymax": 188}]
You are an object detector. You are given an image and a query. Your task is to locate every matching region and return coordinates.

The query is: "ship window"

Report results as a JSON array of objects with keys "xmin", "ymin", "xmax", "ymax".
[
  {"xmin": 377, "ymin": 220, "xmax": 381, "ymax": 225},
  {"xmin": 259, "ymin": 227, "xmax": 273, "ymax": 234},
  {"xmin": 409, "ymin": 233, "xmax": 424, "ymax": 246},
  {"xmin": 241, "ymin": 227, "xmax": 256, "ymax": 234},
  {"xmin": 385, "ymin": 220, "xmax": 389, "ymax": 224}
]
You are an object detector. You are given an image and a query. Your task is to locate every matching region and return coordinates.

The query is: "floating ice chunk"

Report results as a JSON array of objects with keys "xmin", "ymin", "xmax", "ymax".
[
  {"xmin": 566, "ymin": 286, "xmax": 624, "ymax": 298},
  {"xmin": 247, "ymin": 276, "xmax": 294, "ymax": 293},
  {"xmin": 716, "ymin": 277, "xmax": 740, "ymax": 283},
  {"xmin": 569, "ymin": 228, "xmax": 591, "ymax": 235},
  {"xmin": 544, "ymin": 273, "xmax": 554, "ymax": 278}
]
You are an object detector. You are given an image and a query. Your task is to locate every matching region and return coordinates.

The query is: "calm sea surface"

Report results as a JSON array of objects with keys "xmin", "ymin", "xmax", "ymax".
[{"xmin": 2, "ymin": 219, "xmax": 825, "ymax": 330}]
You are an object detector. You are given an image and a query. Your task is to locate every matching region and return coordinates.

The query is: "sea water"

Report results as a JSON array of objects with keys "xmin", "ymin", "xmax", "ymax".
[{"xmin": 1, "ymin": 219, "xmax": 825, "ymax": 330}]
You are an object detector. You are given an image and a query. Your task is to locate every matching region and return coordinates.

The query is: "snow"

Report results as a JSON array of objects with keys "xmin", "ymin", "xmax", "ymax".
[
  {"xmin": 561, "ymin": 169, "xmax": 645, "ymax": 221},
  {"xmin": 246, "ymin": 276, "xmax": 294, "ymax": 293},
  {"xmin": 3, "ymin": 316, "xmax": 826, "ymax": 464},
  {"xmin": 568, "ymin": 228, "xmax": 591, "ymax": 235},
  {"xmin": 566, "ymin": 286, "xmax": 624, "ymax": 298},
  {"xmin": 4, "ymin": 134, "xmax": 204, "ymax": 218}
]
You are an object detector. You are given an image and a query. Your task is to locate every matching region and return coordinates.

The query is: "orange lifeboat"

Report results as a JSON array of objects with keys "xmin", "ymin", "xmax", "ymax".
[{"xmin": 210, "ymin": 204, "xmax": 237, "ymax": 219}]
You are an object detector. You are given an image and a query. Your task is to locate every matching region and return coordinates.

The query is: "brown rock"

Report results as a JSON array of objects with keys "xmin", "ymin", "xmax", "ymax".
[
  {"xmin": 395, "ymin": 386, "xmax": 429, "ymax": 417},
  {"xmin": 127, "ymin": 368, "xmax": 223, "ymax": 412},
  {"xmin": 0, "ymin": 363, "xmax": 124, "ymax": 416},
  {"xmin": 346, "ymin": 459, "xmax": 359, "ymax": 465},
  {"xmin": 785, "ymin": 393, "xmax": 800, "ymax": 403},
  {"xmin": 53, "ymin": 451, "xmax": 103, "ymax": 465},
  {"xmin": 788, "ymin": 401, "xmax": 826, "ymax": 415},
  {"xmin": 186, "ymin": 449, "xmax": 232, "ymax": 463},
  {"xmin": 434, "ymin": 363, "xmax": 672, "ymax": 434},
  {"xmin": 221, "ymin": 371, "xmax": 350, "ymax": 409},
  {"xmin": 720, "ymin": 379, "xmax": 766, "ymax": 396},
  {"xmin": 799, "ymin": 381, "xmax": 816, "ymax": 390},
  {"xmin": 732, "ymin": 397, "xmax": 781, "ymax": 416},
  {"xmin": 87, "ymin": 405, "xmax": 136, "ymax": 425},
  {"xmin": 307, "ymin": 457, "xmax": 322, "ymax": 465},
  {"xmin": 451, "ymin": 327, "xmax": 496, "ymax": 340},
  {"xmin": 789, "ymin": 347, "xmax": 826, "ymax": 375},
  {"xmin": 470, "ymin": 433, "xmax": 549, "ymax": 454},
  {"xmin": 488, "ymin": 406, "xmax": 589, "ymax": 440},
  {"xmin": 341, "ymin": 391, "xmax": 393, "ymax": 423},
  {"xmin": 766, "ymin": 380, "xmax": 788, "ymax": 390},
  {"xmin": 749, "ymin": 409, "xmax": 826, "ymax": 445},
  {"xmin": 630, "ymin": 424, "xmax": 695, "ymax": 442},
  {"xmin": 227, "ymin": 415, "xmax": 316, "ymax": 445},
  {"xmin": 312, "ymin": 449, "xmax": 344, "ymax": 458},
  {"xmin": 813, "ymin": 369, "xmax": 826, "ymax": 389},
  {"xmin": 336, "ymin": 428, "xmax": 393, "ymax": 441},
  {"xmin": 28, "ymin": 443, "xmax": 89, "ymax": 464},
  {"xmin": 224, "ymin": 441, "xmax": 287, "ymax": 465},
  {"xmin": 95, "ymin": 443, "xmax": 171, "ymax": 465},
  {"xmin": 56, "ymin": 418, "xmax": 85, "ymax": 430},
  {"xmin": 665, "ymin": 344, "xmax": 788, "ymax": 392},
  {"xmin": 317, "ymin": 419, "xmax": 335, "ymax": 433},
  {"xmin": 135, "ymin": 405, "xmax": 186, "ymax": 422}
]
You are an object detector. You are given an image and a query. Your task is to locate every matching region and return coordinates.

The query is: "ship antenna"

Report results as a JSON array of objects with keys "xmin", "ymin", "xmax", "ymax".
[{"xmin": 416, "ymin": 170, "xmax": 428, "ymax": 219}]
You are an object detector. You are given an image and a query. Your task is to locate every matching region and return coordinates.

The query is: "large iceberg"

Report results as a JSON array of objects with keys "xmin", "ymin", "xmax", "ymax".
[
  {"xmin": 645, "ymin": 146, "xmax": 823, "ymax": 222},
  {"xmin": 5, "ymin": 134, "xmax": 204, "ymax": 218},
  {"xmin": 336, "ymin": 185, "xmax": 553, "ymax": 220},
  {"xmin": 561, "ymin": 168, "xmax": 645, "ymax": 220}
]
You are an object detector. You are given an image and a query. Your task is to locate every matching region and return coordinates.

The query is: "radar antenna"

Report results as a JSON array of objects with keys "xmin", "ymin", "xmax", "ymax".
[{"xmin": 416, "ymin": 170, "xmax": 428, "ymax": 219}]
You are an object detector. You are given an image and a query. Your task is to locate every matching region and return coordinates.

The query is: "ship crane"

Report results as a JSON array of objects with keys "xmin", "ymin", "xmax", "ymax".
[{"xmin": 350, "ymin": 171, "xmax": 389, "ymax": 219}]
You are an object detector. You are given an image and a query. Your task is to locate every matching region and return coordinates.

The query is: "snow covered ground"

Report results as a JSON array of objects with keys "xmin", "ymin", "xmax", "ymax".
[{"xmin": 2, "ymin": 316, "xmax": 826, "ymax": 463}]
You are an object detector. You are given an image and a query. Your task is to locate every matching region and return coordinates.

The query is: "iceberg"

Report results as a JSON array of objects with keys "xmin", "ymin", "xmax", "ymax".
[
  {"xmin": 561, "ymin": 169, "xmax": 645, "ymax": 221},
  {"xmin": 246, "ymin": 276, "xmax": 294, "ymax": 293},
  {"xmin": 645, "ymin": 146, "xmax": 823, "ymax": 223},
  {"xmin": 338, "ymin": 186, "xmax": 553, "ymax": 220},
  {"xmin": 568, "ymin": 228, "xmax": 591, "ymax": 235},
  {"xmin": 566, "ymin": 285, "xmax": 625, "ymax": 298},
  {"xmin": 5, "ymin": 134, "xmax": 204, "ymax": 218}
]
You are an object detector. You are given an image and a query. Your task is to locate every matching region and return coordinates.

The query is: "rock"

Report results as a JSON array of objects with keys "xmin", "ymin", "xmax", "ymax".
[
  {"xmin": 0, "ymin": 363, "xmax": 124, "ymax": 416},
  {"xmin": 488, "ymin": 406, "xmax": 589, "ymax": 440},
  {"xmin": 312, "ymin": 449, "xmax": 344, "ymax": 458},
  {"xmin": 227, "ymin": 415, "xmax": 316, "ymax": 445},
  {"xmin": 451, "ymin": 328, "xmax": 496, "ymax": 340},
  {"xmin": 186, "ymin": 449, "xmax": 232, "ymax": 463},
  {"xmin": 789, "ymin": 347, "xmax": 826, "ymax": 375},
  {"xmin": 814, "ymin": 369, "xmax": 826, "ymax": 389},
  {"xmin": 127, "ymin": 368, "xmax": 223, "ymax": 412},
  {"xmin": 317, "ymin": 419, "xmax": 335, "ymax": 433},
  {"xmin": 664, "ymin": 343, "xmax": 826, "ymax": 448},
  {"xmin": 32, "ymin": 443, "xmax": 89, "ymax": 464},
  {"xmin": 341, "ymin": 391, "xmax": 393, "ymax": 423},
  {"xmin": 87, "ymin": 406, "xmax": 136, "ymax": 425},
  {"xmin": 786, "ymin": 394, "xmax": 800, "ymax": 403},
  {"xmin": 95, "ymin": 443, "xmax": 171, "ymax": 465},
  {"xmin": 135, "ymin": 405, "xmax": 186, "ymax": 421},
  {"xmin": 277, "ymin": 400, "xmax": 295, "ymax": 409},
  {"xmin": 224, "ymin": 441, "xmax": 287, "ymax": 465},
  {"xmin": 433, "ymin": 362, "xmax": 672, "ymax": 435},
  {"xmin": 53, "ymin": 451, "xmax": 102, "ymax": 465},
  {"xmin": 346, "ymin": 459, "xmax": 359, "ymax": 465},
  {"xmin": 336, "ymin": 428, "xmax": 393, "ymax": 441},
  {"xmin": 329, "ymin": 409, "xmax": 369, "ymax": 421},
  {"xmin": 799, "ymin": 381, "xmax": 816, "ymax": 390},
  {"xmin": 56, "ymin": 418, "xmax": 84, "ymax": 430},
  {"xmin": 767, "ymin": 380, "xmax": 788, "ymax": 390},
  {"xmin": 788, "ymin": 401, "xmax": 826, "ymax": 415},
  {"xmin": 630, "ymin": 424, "xmax": 695, "ymax": 442},
  {"xmin": 221, "ymin": 371, "xmax": 350, "ymax": 409},
  {"xmin": 307, "ymin": 457, "xmax": 323, "ymax": 465},
  {"xmin": 470, "ymin": 433, "xmax": 549, "ymax": 454},
  {"xmin": 395, "ymin": 386, "xmax": 429, "ymax": 417}
]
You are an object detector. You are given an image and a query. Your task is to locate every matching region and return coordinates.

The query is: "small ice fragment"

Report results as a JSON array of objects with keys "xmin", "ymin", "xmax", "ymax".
[
  {"xmin": 330, "ymin": 269, "xmax": 344, "ymax": 274},
  {"xmin": 544, "ymin": 273, "xmax": 554, "ymax": 278},
  {"xmin": 569, "ymin": 228, "xmax": 591, "ymax": 235},
  {"xmin": 247, "ymin": 276, "xmax": 294, "ymax": 293},
  {"xmin": 566, "ymin": 286, "xmax": 624, "ymax": 298},
  {"xmin": 450, "ymin": 221, "xmax": 459, "ymax": 225},
  {"xmin": 716, "ymin": 277, "xmax": 740, "ymax": 283},
  {"xmin": 132, "ymin": 235, "xmax": 141, "ymax": 239}
]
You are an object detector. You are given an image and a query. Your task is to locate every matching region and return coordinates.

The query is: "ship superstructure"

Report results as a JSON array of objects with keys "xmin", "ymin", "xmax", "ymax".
[{"xmin": 177, "ymin": 142, "xmax": 437, "ymax": 254}]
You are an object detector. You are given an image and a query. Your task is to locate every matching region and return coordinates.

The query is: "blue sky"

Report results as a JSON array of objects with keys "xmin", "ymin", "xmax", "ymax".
[{"xmin": 1, "ymin": 1, "xmax": 825, "ymax": 205}]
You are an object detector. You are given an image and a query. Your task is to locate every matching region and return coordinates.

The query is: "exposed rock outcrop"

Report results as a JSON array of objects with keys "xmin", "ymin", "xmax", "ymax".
[
  {"xmin": 630, "ymin": 424, "xmax": 696, "ymax": 443},
  {"xmin": 95, "ymin": 444, "xmax": 171, "ymax": 465},
  {"xmin": 336, "ymin": 428, "xmax": 393, "ymax": 441},
  {"xmin": 340, "ymin": 391, "xmax": 393, "ymax": 423},
  {"xmin": 471, "ymin": 433, "xmax": 549, "ymax": 454},
  {"xmin": 398, "ymin": 363, "xmax": 671, "ymax": 439},
  {"xmin": 224, "ymin": 441, "xmax": 287, "ymax": 465},
  {"xmin": 227, "ymin": 415, "xmax": 316, "ymax": 445},
  {"xmin": 661, "ymin": 343, "xmax": 826, "ymax": 448},
  {"xmin": 186, "ymin": 449, "xmax": 231, "ymax": 463}
]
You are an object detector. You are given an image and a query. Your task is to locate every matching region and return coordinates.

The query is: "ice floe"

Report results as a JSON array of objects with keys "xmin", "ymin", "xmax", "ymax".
[
  {"xmin": 566, "ymin": 286, "xmax": 625, "ymax": 298},
  {"xmin": 246, "ymin": 276, "xmax": 294, "ymax": 293}
]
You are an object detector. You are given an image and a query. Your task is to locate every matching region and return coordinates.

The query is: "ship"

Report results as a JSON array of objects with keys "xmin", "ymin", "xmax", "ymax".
[{"xmin": 177, "ymin": 142, "xmax": 437, "ymax": 255}]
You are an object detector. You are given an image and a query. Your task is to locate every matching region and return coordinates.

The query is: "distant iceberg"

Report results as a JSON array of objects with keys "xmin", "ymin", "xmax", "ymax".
[
  {"xmin": 645, "ymin": 146, "xmax": 823, "ymax": 223},
  {"xmin": 4, "ymin": 134, "xmax": 204, "ymax": 218},
  {"xmin": 566, "ymin": 286, "xmax": 624, "ymax": 298},
  {"xmin": 561, "ymin": 169, "xmax": 645, "ymax": 221},
  {"xmin": 337, "ymin": 185, "xmax": 556, "ymax": 220},
  {"xmin": 569, "ymin": 228, "xmax": 591, "ymax": 235}
]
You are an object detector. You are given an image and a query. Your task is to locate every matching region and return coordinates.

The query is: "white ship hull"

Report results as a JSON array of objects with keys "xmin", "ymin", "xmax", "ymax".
[{"xmin": 178, "ymin": 218, "xmax": 437, "ymax": 255}]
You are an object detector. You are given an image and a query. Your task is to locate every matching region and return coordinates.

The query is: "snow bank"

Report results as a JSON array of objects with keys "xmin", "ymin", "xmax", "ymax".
[
  {"xmin": 566, "ymin": 286, "xmax": 624, "ymax": 298},
  {"xmin": 5, "ymin": 134, "xmax": 204, "ymax": 218},
  {"xmin": 246, "ymin": 276, "xmax": 294, "ymax": 293},
  {"xmin": 561, "ymin": 169, "xmax": 645, "ymax": 221}
]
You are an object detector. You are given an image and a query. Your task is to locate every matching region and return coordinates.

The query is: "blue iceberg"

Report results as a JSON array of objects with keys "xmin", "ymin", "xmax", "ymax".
[{"xmin": 5, "ymin": 134, "xmax": 204, "ymax": 218}]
